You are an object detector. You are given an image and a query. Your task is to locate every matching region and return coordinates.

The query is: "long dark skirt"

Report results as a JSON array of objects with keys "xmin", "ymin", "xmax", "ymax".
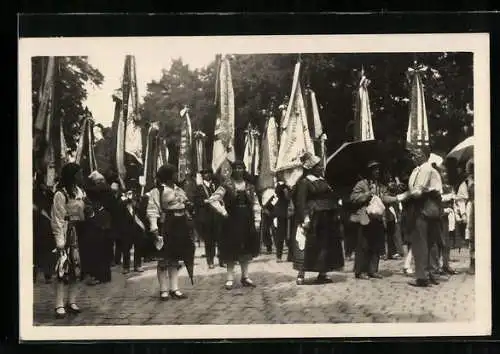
[
  {"xmin": 219, "ymin": 206, "xmax": 260, "ymax": 263},
  {"xmin": 33, "ymin": 211, "xmax": 56, "ymax": 279},
  {"xmin": 293, "ymin": 210, "xmax": 345, "ymax": 273},
  {"xmin": 354, "ymin": 219, "xmax": 385, "ymax": 275},
  {"xmin": 157, "ymin": 213, "xmax": 195, "ymax": 266}
]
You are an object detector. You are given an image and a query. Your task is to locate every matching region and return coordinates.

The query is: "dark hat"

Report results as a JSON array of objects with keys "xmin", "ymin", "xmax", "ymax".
[
  {"xmin": 231, "ymin": 160, "xmax": 246, "ymax": 169},
  {"xmin": 367, "ymin": 160, "xmax": 381, "ymax": 169},
  {"xmin": 200, "ymin": 168, "xmax": 214, "ymax": 175},
  {"xmin": 156, "ymin": 163, "xmax": 177, "ymax": 183}
]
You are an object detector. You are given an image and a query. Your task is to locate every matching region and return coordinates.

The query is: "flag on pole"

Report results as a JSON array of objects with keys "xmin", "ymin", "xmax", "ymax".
[
  {"xmin": 113, "ymin": 55, "xmax": 144, "ymax": 190},
  {"xmin": 211, "ymin": 54, "xmax": 235, "ymax": 179},
  {"xmin": 257, "ymin": 113, "xmax": 279, "ymax": 203},
  {"xmin": 308, "ymin": 89, "xmax": 327, "ymax": 171},
  {"xmin": 406, "ymin": 65, "xmax": 430, "ymax": 149},
  {"xmin": 178, "ymin": 107, "xmax": 194, "ymax": 183},
  {"xmin": 275, "ymin": 61, "xmax": 314, "ymax": 187},
  {"xmin": 243, "ymin": 124, "xmax": 260, "ymax": 177},
  {"xmin": 75, "ymin": 117, "xmax": 98, "ymax": 179},
  {"xmin": 141, "ymin": 122, "xmax": 160, "ymax": 195},
  {"xmin": 354, "ymin": 68, "xmax": 375, "ymax": 142}
]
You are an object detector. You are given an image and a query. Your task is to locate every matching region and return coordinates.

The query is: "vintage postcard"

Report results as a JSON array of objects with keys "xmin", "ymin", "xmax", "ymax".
[{"xmin": 19, "ymin": 33, "xmax": 491, "ymax": 340}]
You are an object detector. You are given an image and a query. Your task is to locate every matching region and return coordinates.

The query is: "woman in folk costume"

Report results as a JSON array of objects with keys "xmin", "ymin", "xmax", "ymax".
[
  {"xmin": 33, "ymin": 174, "xmax": 55, "ymax": 283},
  {"xmin": 146, "ymin": 163, "xmax": 194, "ymax": 301},
  {"xmin": 50, "ymin": 163, "xmax": 87, "ymax": 318},
  {"xmin": 293, "ymin": 152, "xmax": 344, "ymax": 285},
  {"xmin": 273, "ymin": 180, "xmax": 295, "ymax": 263},
  {"xmin": 205, "ymin": 160, "xmax": 262, "ymax": 290},
  {"xmin": 83, "ymin": 171, "xmax": 114, "ymax": 284},
  {"xmin": 435, "ymin": 164, "xmax": 458, "ymax": 275},
  {"xmin": 385, "ymin": 173, "xmax": 405, "ymax": 260},
  {"xmin": 456, "ymin": 158, "xmax": 475, "ymax": 274},
  {"xmin": 193, "ymin": 168, "xmax": 222, "ymax": 269},
  {"xmin": 350, "ymin": 161, "xmax": 401, "ymax": 280}
]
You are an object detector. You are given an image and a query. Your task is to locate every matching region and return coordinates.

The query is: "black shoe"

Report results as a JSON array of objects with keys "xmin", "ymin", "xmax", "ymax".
[
  {"xmin": 315, "ymin": 275, "xmax": 333, "ymax": 284},
  {"xmin": 368, "ymin": 273, "xmax": 383, "ymax": 279},
  {"xmin": 428, "ymin": 275, "xmax": 440, "ymax": 285},
  {"xmin": 241, "ymin": 277, "xmax": 256, "ymax": 287},
  {"xmin": 442, "ymin": 267, "xmax": 457, "ymax": 275},
  {"xmin": 355, "ymin": 273, "xmax": 370, "ymax": 280},
  {"xmin": 169, "ymin": 290, "xmax": 188, "ymax": 299},
  {"xmin": 410, "ymin": 279, "xmax": 430, "ymax": 287}
]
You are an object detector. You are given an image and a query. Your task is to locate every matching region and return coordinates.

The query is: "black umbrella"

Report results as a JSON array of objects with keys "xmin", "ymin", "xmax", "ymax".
[
  {"xmin": 181, "ymin": 219, "xmax": 196, "ymax": 285},
  {"xmin": 325, "ymin": 140, "xmax": 411, "ymax": 190}
]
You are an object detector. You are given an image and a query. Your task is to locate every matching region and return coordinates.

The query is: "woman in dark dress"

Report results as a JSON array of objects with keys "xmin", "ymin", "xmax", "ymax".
[
  {"xmin": 205, "ymin": 160, "xmax": 262, "ymax": 290},
  {"xmin": 33, "ymin": 176, "xmax": 55, "ymax": 283},
  {"xmin": 83, "ymin": 172, "xmax": 114, "ymax": 283},
  {"xmin": 293, "ymin": 153, "xmax": 344, "ymax": 285}
]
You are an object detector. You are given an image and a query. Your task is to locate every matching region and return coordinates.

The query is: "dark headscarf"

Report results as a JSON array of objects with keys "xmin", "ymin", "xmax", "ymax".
[
  {"xmin": 58, "ymin": 162, "xmax": 82, "ymax": 198},
  {"xmin": 156, "ymin": 163, "xmax": 177, "ymax": 184}
]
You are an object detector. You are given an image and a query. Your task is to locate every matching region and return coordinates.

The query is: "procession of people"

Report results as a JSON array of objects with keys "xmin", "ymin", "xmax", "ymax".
[{"xmin": 32, "ymin": 54, "xmax": 476, "ymax": 320}]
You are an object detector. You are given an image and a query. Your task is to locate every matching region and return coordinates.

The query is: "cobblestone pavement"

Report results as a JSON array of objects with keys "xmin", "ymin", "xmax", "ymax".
[{"xmin": 33, "ymin": 247, "xmax": 474, "ymax": 326}]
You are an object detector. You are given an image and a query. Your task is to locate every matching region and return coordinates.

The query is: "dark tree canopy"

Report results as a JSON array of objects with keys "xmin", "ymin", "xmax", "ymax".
[
  {"xmin": 32, "ymin": 56, "xmax": 104, "ymax": 150},
  {"xmin": 139, "ymin": 52, "xmax": 473, "ymax": 165}
]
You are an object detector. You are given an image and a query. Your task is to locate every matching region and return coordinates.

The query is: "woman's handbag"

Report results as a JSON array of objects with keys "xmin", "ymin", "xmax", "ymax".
[{"xmin": 366, "ymin": 195, "xmax": 386, "ymax": 219}]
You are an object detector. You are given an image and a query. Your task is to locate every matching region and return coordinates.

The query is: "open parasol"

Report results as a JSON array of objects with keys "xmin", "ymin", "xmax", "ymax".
[{"xmin": 446, "ymin": 136, "xmax": 473, "ymax": 165}]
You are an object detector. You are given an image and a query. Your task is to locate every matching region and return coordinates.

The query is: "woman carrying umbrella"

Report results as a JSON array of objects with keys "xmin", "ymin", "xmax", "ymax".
[
  {"xmin": 293, "ymin": 152, "xmax": 344, "ymax": 285},
  {"xmin": 146, "ymin": 163, "xmax": 194, "ymax": 301},
  {"xmin": 205, "ymin": 160, "xmax": 262, "ymax": 290}
]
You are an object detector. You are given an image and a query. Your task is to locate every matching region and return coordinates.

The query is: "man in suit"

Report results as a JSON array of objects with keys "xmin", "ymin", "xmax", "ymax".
[
  {"xmin": 193, "ymin": 169, "xmax": 222, "ymax": 268},
  {"xmin": 350, "ymin": 161, "xmax": 400, "ymax": 280}
]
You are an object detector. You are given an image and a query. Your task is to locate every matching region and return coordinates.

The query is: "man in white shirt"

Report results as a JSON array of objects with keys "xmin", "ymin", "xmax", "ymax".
[{"xmin": 406, "ymin": 147, "xmax": 443, "ymax": 287}]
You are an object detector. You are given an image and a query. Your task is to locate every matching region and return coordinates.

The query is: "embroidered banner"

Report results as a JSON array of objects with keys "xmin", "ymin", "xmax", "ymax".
[{"xmin": 275, "ymin": 61, "xmax": 314, "ymax": 173}]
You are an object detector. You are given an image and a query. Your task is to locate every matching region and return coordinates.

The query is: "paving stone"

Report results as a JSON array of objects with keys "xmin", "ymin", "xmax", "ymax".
[{"xmin": 33, "ymin": 248, "xmax": 474, "ymax": 325}]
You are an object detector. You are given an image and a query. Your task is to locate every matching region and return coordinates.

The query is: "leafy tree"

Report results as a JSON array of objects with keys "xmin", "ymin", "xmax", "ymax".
[{"xmin": 32, "ymin": 56, "xmax": 104, "ymax": 150}]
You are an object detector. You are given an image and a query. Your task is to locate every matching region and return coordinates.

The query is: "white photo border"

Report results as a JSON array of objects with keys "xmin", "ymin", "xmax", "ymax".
[{"xmin": 19, "ymin": 33, "xmax": 491, "ymax": 340}]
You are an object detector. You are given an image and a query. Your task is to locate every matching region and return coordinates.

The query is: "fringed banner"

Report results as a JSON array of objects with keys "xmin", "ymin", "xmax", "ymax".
[
  {"xmin": 257, "ymin": 114, "xmax": 279, "ymax": 193},
  {"xmin": 406, "ymin": 66, "xmax": 429, "ymax": 148},
  {"xmin": 178, "ymin": 107, "xmax": 193, "ymax": 183},
  {"xmin": 193, "ymin": 131, "xmax": 207, "ymax": 172},
  {"xmin": 354, "ymin": 69, "xmax": 375, "ymax": 142},
  {"xmin": 141, "ymin": 123, "xmax": 160, "ymax": 195},
  {"xmin": 75, "ymin": 118, "xmax": 98, "ymax": 180},
  {"xmin": 212, "ymin": 55, "xmax": 235, "ymax": 179},
  {"xmin": 275, "ymin": 61, "xmax": 314, "ymax": 186}
]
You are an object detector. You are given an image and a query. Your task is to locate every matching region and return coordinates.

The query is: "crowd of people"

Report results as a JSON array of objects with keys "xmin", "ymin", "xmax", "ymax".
[{"xmin": 32, "ymin": 145, "xmax": 475, "ymax": 319}]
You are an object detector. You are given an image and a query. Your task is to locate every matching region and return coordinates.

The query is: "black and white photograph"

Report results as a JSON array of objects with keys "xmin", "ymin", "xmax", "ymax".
[{"xmin": 19, "ymin": 33, "xmax": 490, "ymax": 340}]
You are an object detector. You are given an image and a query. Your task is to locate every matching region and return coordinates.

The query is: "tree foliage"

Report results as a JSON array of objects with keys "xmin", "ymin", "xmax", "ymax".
[{"xmin": 32, "ymin": 56, "xmax": 104, "ymax": 150}]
